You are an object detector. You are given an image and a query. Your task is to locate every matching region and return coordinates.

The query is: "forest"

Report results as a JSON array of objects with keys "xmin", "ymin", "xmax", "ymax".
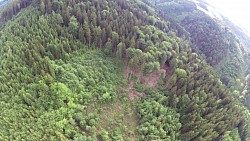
[{"xmin": 0, "ymin": 0, "xmax": 250, "ymax": 140}]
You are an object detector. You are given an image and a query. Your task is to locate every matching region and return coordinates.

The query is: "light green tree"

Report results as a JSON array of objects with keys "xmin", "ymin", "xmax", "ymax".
[{"xmin": 68, "ymin": 16, "xmax": 79, "ymax": 37}]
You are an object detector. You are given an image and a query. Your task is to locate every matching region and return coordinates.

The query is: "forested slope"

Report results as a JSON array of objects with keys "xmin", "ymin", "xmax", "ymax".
[
  {"xmin": 144, "ymin": 0, "xmax": 248, "ymax": 96},
  {"xmin": 0, "ymin": 0, "xmax": 250, "ymax": 140}
]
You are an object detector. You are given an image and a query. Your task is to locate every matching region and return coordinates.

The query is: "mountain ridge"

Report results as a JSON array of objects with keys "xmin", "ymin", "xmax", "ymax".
[{"xmin": 194, "ymin": 0, "xmax": 250, "ymax": 51}]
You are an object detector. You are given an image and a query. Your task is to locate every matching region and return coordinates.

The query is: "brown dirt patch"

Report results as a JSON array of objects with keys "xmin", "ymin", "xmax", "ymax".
[
  {"xmin": 140, "ymin": 71, "xmax": 161, "ymax": 88},
  {"xmin": 124, "ymin": 58, "xmax": 142, "ymax": 81},
  {"xmin": 124, "ymin": 62, "xmax": 171, "ymax": 100},
  {"xmin": 162, "ymin": 64, "xmax": 171, "ymax": 82},
  {"xmin": 124, "ymin": 59, "xmax": 130, "ymax": 79},
  {"xmin": 124, "ymin": 60, "xmax": 144, "ymax": 101},
  {"xmin": 127, "ymin": 81, "xmax": 144, "ymax": 101}
]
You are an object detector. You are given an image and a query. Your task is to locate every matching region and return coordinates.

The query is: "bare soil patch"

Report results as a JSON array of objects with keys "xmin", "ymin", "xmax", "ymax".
[
  {"xmin": 162, "ymin": 64, "xmax": 171, "ymax": 82},
  {"xmin": 127, "ymin": 81, "xmax": 144, "ymax": 100},
  {"xmin": 140, "ymin": 71, "xmax": 161, "ymax": 88}
]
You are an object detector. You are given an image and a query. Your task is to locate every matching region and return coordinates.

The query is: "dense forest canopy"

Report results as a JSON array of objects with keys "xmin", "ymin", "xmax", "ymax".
[{"xmin": 0, "ymin": 0, "xmax": 250, "ymax": 140}]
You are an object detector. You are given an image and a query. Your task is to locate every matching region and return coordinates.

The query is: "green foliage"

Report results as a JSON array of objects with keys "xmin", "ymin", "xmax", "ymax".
[
  {"xmin": 0, "ymin": 0, "xmax": 250, "ymax": 140},
  {"xmin": 144, "ymin": 62, "xmax": 160, "ymax": 74},
  {"xmin": 100, "ymin": 130, "xmax": 110, "ymax": 141},
  {"xmin": 136, "ymin": 91, "xmax": 181, "ymax": 141},
  {"xmin": 68, "ymin": 16, "xmax": 79, "ymax": 37},
  {"xmin": 175, "ymin": 68, "xmax": 187, "ymax": 78},
  {"xmin": 40, "ymin": 0, "xmax": 45, "ymax": 13},
  {"xmin": 0, "ymin": 7, "xmax": 122, "ymax": 139},
  {"xmin": 50, "ymin": 82, "xmax": 74, "ymax": 109},
  {"xmin": 126, "ymin": 48, "xmax": 143, "ymax": 59},
  {"xmin": 222, "ymin": 128, "xmax": 241, "ymax": 141},
  {"xmin": 151, "ymin": 0, "xmax": 246, "ymax": 95},
  {"xmin": 168, "ymin": 74, "xmax": 177, "ymax": 88},
  {"xmin": 116, "ymin": 42, "xmax": 124, "ymax": 60}
]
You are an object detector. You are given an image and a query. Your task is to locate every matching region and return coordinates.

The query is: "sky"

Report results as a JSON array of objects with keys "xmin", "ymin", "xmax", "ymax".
[{"xmin": 205, "ymin": 0, "xmax": 250, "ymax": 33}]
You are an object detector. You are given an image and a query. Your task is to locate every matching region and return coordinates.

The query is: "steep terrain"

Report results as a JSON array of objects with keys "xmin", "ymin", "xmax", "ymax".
[
  {"xmin": 145, "ymin": 0, "xmax": 250, "ymax": 107},
  {"xmin": 0, "ymin": 0, "xmax": 250, "ymax": 140}
]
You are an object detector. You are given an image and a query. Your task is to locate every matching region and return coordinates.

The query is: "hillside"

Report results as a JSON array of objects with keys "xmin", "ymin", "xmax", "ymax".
[
  {"xmin": 0, "ymin": 0, "xmax": 250, "ymax": 140},
  {"xmin": 144, "ymin": 0, "xmax": 250, "ymax": 109}
]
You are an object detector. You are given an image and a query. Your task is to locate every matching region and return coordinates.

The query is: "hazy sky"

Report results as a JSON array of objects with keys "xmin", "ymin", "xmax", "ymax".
[{"xmin": 206, "ymin": 0, "xmax": 250, "ymax": 33}]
